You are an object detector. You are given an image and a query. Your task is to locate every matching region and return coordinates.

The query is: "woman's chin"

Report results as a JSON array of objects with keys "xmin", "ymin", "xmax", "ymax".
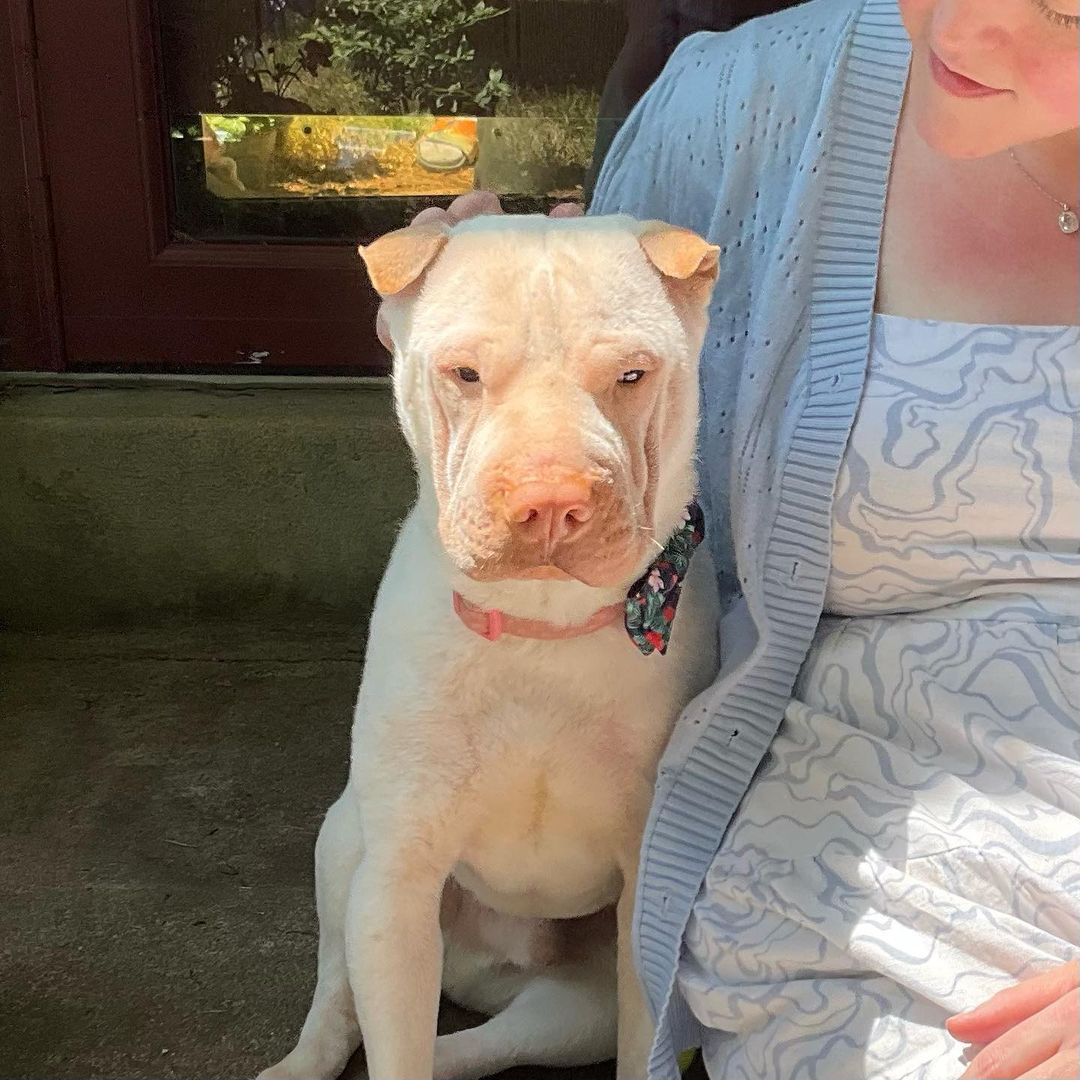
[
  {"xmin": 906, "ymin": 70, "xmax": 1008, "ymax": 160},
  {"xmin": 913, "ymin": 106, "xmax": 1006, "ymax": 161}
]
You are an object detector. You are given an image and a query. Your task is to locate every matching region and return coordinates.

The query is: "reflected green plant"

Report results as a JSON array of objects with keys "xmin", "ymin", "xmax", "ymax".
[{"xmin": 305, "ymin": 0, "xmax": 512, "ymax": 114}]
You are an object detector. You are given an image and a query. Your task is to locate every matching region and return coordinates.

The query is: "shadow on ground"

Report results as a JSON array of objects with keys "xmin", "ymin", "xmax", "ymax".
[{"xmin": 0, "ymin": 625, "xmax": 679, "ymax": 1080}]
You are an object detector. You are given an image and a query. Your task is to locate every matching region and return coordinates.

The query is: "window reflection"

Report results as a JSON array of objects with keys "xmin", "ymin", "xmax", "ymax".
[{"xmin": 159, "ymin": 0, "xmax": 624, "ymax": 242}]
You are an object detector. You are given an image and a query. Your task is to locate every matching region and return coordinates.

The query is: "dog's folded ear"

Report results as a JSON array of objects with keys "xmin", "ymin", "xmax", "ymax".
[
  {"xmin": 358, "ymin": 222, "xmax": 451, "ymax": 297},
  {"xmin": 637, "ymin": 221, "xmax": 720, "ymax": 287}
]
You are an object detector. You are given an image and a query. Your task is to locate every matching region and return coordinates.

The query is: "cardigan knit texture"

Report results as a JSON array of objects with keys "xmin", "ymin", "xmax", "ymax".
[{"xmin": 589, "ymin": 0, "xmax": 911, "ymax": 1074}]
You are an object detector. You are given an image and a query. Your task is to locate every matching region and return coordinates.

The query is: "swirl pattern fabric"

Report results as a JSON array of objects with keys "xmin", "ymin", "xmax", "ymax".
[{"xmin": 680, "ymin": 316, "xmax": 1080, "ymax": 1079}]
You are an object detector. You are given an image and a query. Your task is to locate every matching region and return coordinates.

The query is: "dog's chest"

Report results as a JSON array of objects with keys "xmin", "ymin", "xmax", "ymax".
[
  {"xmin": 427, "ymin": 635, "xmax": 682, "ymax": 909},
  {"xmin": 452, "ymin": 709, "xmax": 652, "ymax": 919}
]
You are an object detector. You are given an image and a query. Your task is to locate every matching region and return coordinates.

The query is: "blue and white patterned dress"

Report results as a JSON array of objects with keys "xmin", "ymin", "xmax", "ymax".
[{"xmin": 681, "ymin": 316, "xmax": 1080, "ymax": 1079}]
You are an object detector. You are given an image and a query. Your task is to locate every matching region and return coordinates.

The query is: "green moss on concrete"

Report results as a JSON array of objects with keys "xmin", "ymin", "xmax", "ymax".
[{"xmin": 0, "ymin": 375, "xmax": 417, "ymax": 630}]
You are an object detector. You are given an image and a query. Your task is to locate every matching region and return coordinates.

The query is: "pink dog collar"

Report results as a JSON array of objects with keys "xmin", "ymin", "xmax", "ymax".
[{"xmin": 452, "ymin": 591, "xmax": 624, "ymax": 643}]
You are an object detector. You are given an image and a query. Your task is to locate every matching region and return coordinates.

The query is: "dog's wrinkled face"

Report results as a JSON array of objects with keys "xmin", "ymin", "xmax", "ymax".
[{"xmin": 364, "ymin": 215, "xmax": 718, "ymax": 588}]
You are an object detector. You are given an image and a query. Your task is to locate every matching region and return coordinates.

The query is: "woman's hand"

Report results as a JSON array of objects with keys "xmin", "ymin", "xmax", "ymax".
[
  {"xmin": 375, "ymin": 191, "xmax": 583, "ymax": 348},
  {"xmin": 950, "ymin": 960, "xmax": 1079, "ymax": 1079}
]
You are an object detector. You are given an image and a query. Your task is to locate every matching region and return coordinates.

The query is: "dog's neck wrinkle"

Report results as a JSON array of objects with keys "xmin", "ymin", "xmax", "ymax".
[{"xmin": 453, "ymin": 575, "xmax": 627, "ymax": 627}]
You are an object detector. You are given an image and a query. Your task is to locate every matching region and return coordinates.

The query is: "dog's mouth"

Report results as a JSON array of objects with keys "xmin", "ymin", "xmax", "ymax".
[
  {"xmin": 513, "ymin": 565, "xmax": 578, "ymax": 582},
  {"xmin": 472, "ymin": 564, "xmax": 612, "ymax": 587},
  {"xmin": 452, "ymin": 531, "xmax": 648, "ymax": 589}
]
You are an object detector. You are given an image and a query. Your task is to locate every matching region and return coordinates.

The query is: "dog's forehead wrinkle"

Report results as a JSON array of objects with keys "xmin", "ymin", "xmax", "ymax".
[
  {"xmin": 420, "ymin": 226, "xmax": 693, "ymax": 368},
  {"xmin": 523, "ymin": 256, "xmax": 562, "ymax": 364}
]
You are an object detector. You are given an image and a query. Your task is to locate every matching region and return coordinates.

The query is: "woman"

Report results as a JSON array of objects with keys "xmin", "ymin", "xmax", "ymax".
[{"xmin": 406, "ymin": 0, "xmax": 1080, "ymax": 1076}]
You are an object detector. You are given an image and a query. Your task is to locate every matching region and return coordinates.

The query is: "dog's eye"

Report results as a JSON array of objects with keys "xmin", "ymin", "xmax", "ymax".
[
  {"xmin": 454, "ymin": 367, "xmax": 481, "ymax": 384},
  {"xmin": 618, "ymin": 370, "xmax": 646, "ymax": 385}
]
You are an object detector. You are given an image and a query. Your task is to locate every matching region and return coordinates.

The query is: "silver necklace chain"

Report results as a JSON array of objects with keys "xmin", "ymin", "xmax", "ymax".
[{"xmin": 1009, "ymin": 148, "xmax": 1080, "ymax": 236}]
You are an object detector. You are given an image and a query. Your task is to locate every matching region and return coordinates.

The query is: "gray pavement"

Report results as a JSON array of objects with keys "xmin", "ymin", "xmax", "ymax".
[{"xmin": 0, "ymin": 626, "xmax": 639, "ymax": 1080}]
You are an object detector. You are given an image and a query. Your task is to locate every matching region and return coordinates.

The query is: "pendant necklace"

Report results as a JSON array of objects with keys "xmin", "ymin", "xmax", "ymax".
[{"xmin": 1009, "ymin": 148, "xmax": 1079, "ymax": 236}]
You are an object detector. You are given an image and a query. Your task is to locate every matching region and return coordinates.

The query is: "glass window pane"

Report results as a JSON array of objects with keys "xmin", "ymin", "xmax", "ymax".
[{"xmin": 157, "ymin": 1, "xmax": 626, "ymax": 244}]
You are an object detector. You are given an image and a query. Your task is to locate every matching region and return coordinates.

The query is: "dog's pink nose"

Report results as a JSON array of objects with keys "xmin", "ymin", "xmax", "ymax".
[{"xmin": 505, "ymin": 479, "xmax": 595, "ymax": 546}]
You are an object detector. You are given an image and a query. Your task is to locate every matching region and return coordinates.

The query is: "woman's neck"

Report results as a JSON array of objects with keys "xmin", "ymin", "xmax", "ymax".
[
  {"xmin": 1016, "ymin": 128, "xmax": 1080, "ymax": 207},
  {"xmin": 877, "ymin": 112, "xmax": 1080, "ymax": 326}
]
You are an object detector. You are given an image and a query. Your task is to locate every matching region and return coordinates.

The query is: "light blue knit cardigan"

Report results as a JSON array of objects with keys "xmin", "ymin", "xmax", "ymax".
[{"xmin": 589, "ymin": 0, "xmax": 911, "ymax": 1074}]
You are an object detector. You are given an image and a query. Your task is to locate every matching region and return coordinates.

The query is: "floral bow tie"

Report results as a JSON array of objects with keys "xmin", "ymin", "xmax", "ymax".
[{"xmin": 624, "ymin": 501, "xmax": 705, "ymax": 656}]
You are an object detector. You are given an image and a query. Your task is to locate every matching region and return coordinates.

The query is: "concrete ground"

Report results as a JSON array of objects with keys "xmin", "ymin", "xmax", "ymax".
[{"xmin": 0, "ymin": 624, "xmax": 662, "ymax": 1080}]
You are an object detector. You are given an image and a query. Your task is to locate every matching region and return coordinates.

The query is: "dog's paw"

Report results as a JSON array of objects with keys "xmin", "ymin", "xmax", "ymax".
[
  {"xmin": 255, "ymin": 1059, "xmax": 314, "ymax": 1080},
  {"xmin": 256, "ymin": 1047, "xmax": 361, "ymax": 1080},
  {"xmin": 254, "ymin": 1064, "xmax": 294, "ymax": 1080}
]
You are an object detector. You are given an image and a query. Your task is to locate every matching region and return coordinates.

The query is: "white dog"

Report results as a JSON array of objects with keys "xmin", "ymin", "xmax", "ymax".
[{"xmin": 259, "ymin": 213, "xmax": 720, "ymax": 1080}]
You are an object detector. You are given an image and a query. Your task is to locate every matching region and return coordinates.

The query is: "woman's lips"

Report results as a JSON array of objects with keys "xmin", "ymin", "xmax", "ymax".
[{"xmin": 929, "ymin": 50, "xmax": 1006, "ymax": 99}]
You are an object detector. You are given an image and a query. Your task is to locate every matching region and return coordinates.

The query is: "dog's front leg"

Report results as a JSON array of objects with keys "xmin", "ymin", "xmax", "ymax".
[
  {"xmin": 346, "ymin": 828, "xmax": 454, "ymax": 1080},
  {"xmin": 615, "ymin": 833, "xmax": 655, "ymax": 1080}
]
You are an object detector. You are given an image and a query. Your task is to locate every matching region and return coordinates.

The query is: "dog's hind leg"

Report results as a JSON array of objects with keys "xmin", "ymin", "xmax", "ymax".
[
  {"xmin": 258, "ymin": 793, "xmax": 364, "ymax": 1080},
  {"xmin": 433, "ymin": 961, "xmax": 617, "ymax": 1080}
]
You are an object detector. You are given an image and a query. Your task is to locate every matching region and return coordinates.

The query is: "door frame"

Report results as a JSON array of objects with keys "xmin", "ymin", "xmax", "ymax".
[{"xmin": 1, "ymin": 0, "xmax": 64, "ymax": 371}]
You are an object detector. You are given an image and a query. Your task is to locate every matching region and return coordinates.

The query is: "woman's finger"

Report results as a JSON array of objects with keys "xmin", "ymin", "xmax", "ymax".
[
  {"xmin": 410, "ymin": 206, "xmax": 452, "ymax": 226},
  {"xmin": 948, "ymin": 962, "xmax": 1080, "ymax": 1043},
  {"xmin": 1018, "ymin": 1050, "xmax": 1079, "ymax": 1079},
  {"xmin": 445, "ymin": 189, "xmax": 504, "ymax": 223},
  {"xmin": 549, "ymin": 201, "xmax": 585, "ymax": 218},
  {"xmin": 958, "ymin": 1009, "xmax": 1064, "ymax": 1079}
]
